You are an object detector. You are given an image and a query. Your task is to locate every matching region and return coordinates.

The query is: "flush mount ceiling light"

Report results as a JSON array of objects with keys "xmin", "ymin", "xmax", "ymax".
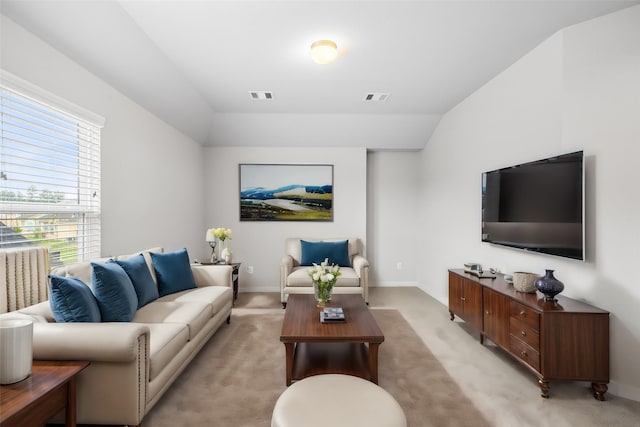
[{"xmin": 310, "ymin": 40, "xmax": 338, "ymax": 64}]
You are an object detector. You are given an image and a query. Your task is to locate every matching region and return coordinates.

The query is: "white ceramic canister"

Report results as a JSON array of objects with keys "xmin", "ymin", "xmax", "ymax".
[{"xmin": 0, "ymin": 318, "xmax": 34, "ymax": 384}]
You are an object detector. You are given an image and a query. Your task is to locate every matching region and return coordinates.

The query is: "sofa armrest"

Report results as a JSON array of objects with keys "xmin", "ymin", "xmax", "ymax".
[
  {"xmin": 33, "ymin": 322, "xmax": 150, "ymax": 426},
  {"xmin": 32, "ymin": 322, "xmax": 150, "ymax": 362},
  {"xmin": 280, "ymin": 255, "xmax": 294, "ymax": 303},
  {"xmin": 191, "ymin": 264, "xmax": 233, "ymax": 288},
  {"xmin": 352, "ymin": 255, "xmax": 369, "ymax": 276},
  {"xmin": 352, "ymin": 255, "xmax": 370, "ymax": 304}
]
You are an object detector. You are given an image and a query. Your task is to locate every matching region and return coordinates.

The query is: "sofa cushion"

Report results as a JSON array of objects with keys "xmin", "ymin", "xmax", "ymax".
[
  {"xmin": 159, "ymin": 286, "xmax": 233, "ymax": 316},
  {"xmin": 91, "ymin": 261, "xmax": 138, "ymax": 322},
  {"xmin": 50, "ymin": 258, "xmax": 108, "ymax": 289},
  {"xmin": 300, "ymin": 240, "xmax": 351, "ymax": 267},
  {"xmin": 144, "ymin": 323, "xmax": 189, "ymax": 381},
  {"xmin": 115, "ymin": 254, "xmax": 159, "ymax": 309},
  {"xmin": 150, "ymin": 248, "xmax": 197, "ymax": 297},
  {"xmin": 115, "ymin": 246, "xmax": 163, "ymax": 285},
  {"xmin": 132, "ymin": 301, "xmax": 212, "ymax": 341},
  {"xmin": 287, "ymin": 266, "xmax": 360, "ymax": 287},
  {"xmin": 49, "ymin": 276, "xmax": 101, "ymax": 323}
]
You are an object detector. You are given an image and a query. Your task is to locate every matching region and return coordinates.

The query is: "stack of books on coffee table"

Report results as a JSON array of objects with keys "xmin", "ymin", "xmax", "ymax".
[{"xmin": 320, "ymin": 307, "xmax": 345, "ymax": 323}]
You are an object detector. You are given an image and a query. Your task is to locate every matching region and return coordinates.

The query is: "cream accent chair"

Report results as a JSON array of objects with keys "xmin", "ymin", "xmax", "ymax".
[{"xmin": 280, "ymin": 238, "xmax": 369, "ymax": 308}]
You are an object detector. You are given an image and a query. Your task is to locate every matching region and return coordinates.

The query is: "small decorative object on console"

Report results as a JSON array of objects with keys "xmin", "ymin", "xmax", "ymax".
[
  {"xmin": 535, "ymin": 269, "xmax": 565, "ymax": 302},
  {"xmin": 464, "ymin": 263, "xmax": 482, "ymax": 274},
  {"xmin": 464, "ymin": 262, "xmax": 496, "ymax": 278},
  {"xmin": 512, "ymin": 272, "xmax": 538, "ymax": 293},
  {"xmin": 223, "ymin": 248, "xmax": 232, "ymax": 264}
]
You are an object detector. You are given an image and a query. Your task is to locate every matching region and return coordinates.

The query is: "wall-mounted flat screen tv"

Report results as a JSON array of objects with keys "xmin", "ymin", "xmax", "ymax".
[{"xmin": 482, "ymin": 151, "xmax": 584, "ymax": 260}]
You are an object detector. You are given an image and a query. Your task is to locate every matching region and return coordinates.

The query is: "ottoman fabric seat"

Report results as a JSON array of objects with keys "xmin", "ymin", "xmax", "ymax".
[{"xmin": 271, "ymin": 374, "xmax": 406, "ymax": 427}]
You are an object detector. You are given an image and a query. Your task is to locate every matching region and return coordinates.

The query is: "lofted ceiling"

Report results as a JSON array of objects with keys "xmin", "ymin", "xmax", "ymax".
[{"xmin": 1, "ymin": 0, "xmax": 638, "ymax": 149}]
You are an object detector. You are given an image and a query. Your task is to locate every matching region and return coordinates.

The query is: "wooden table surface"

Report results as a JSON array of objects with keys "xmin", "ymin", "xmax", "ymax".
[
  {"xmin": 1, "ymin": 360, "xmax": 90, "ymax": 427},
  {"xmin": 280, "ymin": 294, "xmax": 384, "ymax": 385}
]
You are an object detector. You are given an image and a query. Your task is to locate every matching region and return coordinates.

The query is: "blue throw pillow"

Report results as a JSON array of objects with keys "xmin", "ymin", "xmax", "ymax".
[
  {"xmin": 91, "ymin": 260, "xmax": 138, "ymax": 322},
  {"xmin": 116, "ymin": 254, "xmax": 159, "ymax": 309},
  {"xmin": 49, "ymin": 275, "xmax": 101, "ymax": 323},
  {"xmin": 300, "ymin": 240, "xmax": 351, "ymax": 267},
  {"xmin": 150, "ymin": 248, "xmax": 197, "ymax": 297}
]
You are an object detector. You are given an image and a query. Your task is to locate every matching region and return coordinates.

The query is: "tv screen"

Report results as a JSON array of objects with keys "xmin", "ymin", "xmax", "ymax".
[{"xmin": 482, "ymin": 151, "xmax": 584, "ymax": 260}]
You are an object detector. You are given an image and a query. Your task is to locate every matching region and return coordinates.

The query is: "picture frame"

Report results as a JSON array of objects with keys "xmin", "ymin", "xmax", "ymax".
[{"xmin": 239, "ymin": 164, "xmax": 333, "ymax": 221}]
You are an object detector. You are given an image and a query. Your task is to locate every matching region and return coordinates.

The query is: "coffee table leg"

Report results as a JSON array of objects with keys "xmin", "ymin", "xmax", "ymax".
[
  {"xmin": 66, "ymin": 376, "xmax": 77, "ymax": 427},
  {"xmin": 368, "ymin": 342, "xmax": 380, "ymax": 384},
  {"xmin": 284, "ymin": 343, "xmax": 294, "ymax": 386}
]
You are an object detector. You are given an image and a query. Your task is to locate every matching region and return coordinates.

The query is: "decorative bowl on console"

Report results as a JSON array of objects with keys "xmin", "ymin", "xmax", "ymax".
[{"xmin": 512, "ymin": 272, "xmax": 538, "ymax": 293}]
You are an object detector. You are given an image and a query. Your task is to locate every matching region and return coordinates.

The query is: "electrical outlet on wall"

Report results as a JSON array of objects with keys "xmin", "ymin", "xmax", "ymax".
[
  {"xmin": 247, "ymin": 266, "xmax": 254, "ymax": 274},
  {"xmin": 396, "ymin": 262, "xmax": 403, "ymax": 270}
]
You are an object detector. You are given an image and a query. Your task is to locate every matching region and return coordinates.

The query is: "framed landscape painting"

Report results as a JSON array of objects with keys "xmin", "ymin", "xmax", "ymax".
[{"xmin": 239, "ymin": 164, "xmax": 333, "ymax": 221}]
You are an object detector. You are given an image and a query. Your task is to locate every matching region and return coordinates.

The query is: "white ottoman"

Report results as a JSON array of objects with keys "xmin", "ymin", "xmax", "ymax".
[{"xmin": 271, "ymin": 374, "xmax": 407, "ymax": 427}]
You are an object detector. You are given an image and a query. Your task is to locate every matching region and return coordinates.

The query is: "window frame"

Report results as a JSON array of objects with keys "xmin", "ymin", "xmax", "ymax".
[{"xmin": 0, "ymin": 70, "xmax": 105, "ymax": 265}]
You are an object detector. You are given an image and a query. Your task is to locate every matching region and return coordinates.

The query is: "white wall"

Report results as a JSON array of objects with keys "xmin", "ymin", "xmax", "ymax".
[
  {"xmin": 367, "ymin": 151, "xmax": 419, "ymax": 286},
  {"xmin": 417, "ymin": 6, "xmax": 640, "ymax": 400},
  {"xmin": 209, "ymin": 114, "xmax": 440, "ymax": 151},
  {"xmin": 1, "ymin": 15, "xmax": 207, "ymax": 259},
  {"xmin": 203, "ymin": 147, "xmax": 367, "ymax": 292}
]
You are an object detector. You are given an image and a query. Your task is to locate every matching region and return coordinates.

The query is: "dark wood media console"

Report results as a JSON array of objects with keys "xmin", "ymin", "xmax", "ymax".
[{"xmin": 448, "ymin": 269, "xmax": 609, "ymax": 400}]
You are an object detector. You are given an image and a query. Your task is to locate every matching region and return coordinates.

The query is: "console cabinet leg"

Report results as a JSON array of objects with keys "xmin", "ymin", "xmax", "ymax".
[
  {"xmin": 539, "ymin": 379, "xmax": 550, "ymax": 398},
  {"xmin": 592, "ymin": 383, "xmax": 608, "ymax": 401},
  {"xmin": 449, "ymin": 310, "xmax": 454, "ymax": 321}
]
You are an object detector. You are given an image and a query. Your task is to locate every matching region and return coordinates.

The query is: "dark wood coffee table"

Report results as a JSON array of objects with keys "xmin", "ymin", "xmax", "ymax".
[
  {"xmin": 0, "ymin": 360, "xmax": 89, "ymax": 427},
  {"xmin": 280, "ymin": 294, "xmax": 384, "ymax": 386}
]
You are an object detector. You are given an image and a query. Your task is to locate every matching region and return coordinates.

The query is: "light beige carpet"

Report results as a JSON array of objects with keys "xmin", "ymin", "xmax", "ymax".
[{"xmin": 143, "ymin": 309, "xmax": 490, "ymax": 427}]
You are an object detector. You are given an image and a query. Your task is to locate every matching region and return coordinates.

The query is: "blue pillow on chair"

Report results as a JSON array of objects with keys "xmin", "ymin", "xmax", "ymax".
[
  {"xmin": 150, "ymin": 248, "xmax": 197, "ymax": 297},
  {"xmin": 91, "ymin": 260, "xmax": 138, "ymax": 322},
  {"xmin": 300, "ymin": 240, "xmax": 351, "ymax": 267},
  {"xmin": 49, "ymin": 275, "xmax": 101, "ymax": 323},
  {"xmin": 116, "ymin": 254, "xmax": 159, "ymax": 309}
]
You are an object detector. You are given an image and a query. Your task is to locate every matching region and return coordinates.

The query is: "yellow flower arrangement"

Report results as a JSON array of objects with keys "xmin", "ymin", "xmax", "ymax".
[{"xmin": 209, "ymin": 227, "xmax": 232, "ymax": 242}]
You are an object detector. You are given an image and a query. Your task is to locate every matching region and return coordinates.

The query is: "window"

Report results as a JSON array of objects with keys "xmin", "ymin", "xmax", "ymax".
[{"xmin": 1, "ymin": 70, "xmax": 104, "ymax": 267}]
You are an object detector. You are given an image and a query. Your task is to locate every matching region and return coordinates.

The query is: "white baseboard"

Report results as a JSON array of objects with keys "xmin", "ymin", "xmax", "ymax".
[
  {"xmin": 239, "ymin": 285, "xmax": 280, "ymax": 293},
  {"xmin": 370, "ymin": 281, "xmax": 419, "ymax": 288}
]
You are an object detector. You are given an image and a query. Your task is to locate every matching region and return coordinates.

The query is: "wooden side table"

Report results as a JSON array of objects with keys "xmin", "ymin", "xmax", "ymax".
[{"xmin": 0, "ymin": 360, "xmax": 89, "ymax": 427}]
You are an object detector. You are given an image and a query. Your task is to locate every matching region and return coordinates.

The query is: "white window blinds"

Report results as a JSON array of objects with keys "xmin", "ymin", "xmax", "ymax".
[{"xmin": 0, "ymin": 70, "xmax": 105, "ymax": 266}]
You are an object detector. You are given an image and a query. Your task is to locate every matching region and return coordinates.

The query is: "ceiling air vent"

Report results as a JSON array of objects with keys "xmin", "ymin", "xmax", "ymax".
[
  {"xmin": 249, "ymin": 91, "xmax": 274, "ymax": 100},
  {"xmin": 363, "ymin": 93, "xmax": 390, "ymax": 102}
]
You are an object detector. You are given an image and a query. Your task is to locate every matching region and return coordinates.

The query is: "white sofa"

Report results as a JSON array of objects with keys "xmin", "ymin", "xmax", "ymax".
[
  {"xmin": 0, "ymin": 247, "xmax": 233, "ymax": 427},
  {"xmin": 280, "ymin": 238, "xmax": 369, "ymax": 307}
]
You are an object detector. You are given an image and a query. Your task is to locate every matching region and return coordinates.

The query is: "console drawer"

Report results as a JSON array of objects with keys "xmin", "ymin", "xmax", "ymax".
[
  {"xmin": 510, "ymin": 316, "xmax": 540, "ymax": 350},
  {"xmin": 510, "ymin": 301, "xmax": 540, "ymax": 332},
  {"xmin": 510, "ymin": 335, "xmax": 540, "ymax": 372}
]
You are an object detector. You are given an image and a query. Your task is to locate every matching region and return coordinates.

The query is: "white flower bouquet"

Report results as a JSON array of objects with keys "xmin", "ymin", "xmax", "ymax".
[{"xmin": 308, "ymin": 258, "xmax": 341, "ymax": 307}]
